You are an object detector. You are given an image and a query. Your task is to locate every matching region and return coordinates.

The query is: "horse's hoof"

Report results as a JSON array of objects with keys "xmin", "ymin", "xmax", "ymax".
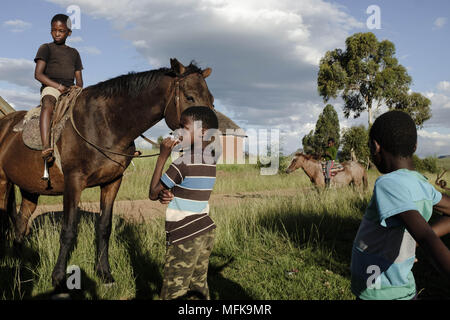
[
  {"xmin": 12, "ymin": 240, "xmax": 23, "ymax": 256},
  {"xmin": 103, "ymin": 281, "xmax": 116, "ymax": 289},
  {"xmin": 96, "ymin": 270, "xmax": 115, "ymax": 285},
  {"xmin": 51, "ymin": 293, "xmax": 71, "ymax": 300}
]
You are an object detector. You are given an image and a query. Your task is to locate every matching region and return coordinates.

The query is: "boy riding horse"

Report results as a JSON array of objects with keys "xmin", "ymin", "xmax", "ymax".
[
  {"xmin": 34, "ymin": 14, "xmax": 83, "ymax": 164},
  {"xmin": 323, "ymin": 138, "xmax": 337, "ymax": 187}
]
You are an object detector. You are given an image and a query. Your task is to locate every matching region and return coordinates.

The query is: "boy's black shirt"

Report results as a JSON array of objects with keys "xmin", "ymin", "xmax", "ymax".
[{"xmin": 34, "ymin": 42, "xmax": 83, "ymax": 91}]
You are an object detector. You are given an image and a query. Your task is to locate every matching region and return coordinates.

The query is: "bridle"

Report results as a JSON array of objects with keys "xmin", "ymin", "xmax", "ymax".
[{"xmin": 69, "ymin": 73, "xmax": 213, "ymax": 160}]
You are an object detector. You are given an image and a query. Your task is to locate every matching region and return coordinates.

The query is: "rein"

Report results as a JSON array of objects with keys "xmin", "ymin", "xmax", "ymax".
[{"xmin": 69, "ymin": 76, "xmax": 186, "ymax": 159}]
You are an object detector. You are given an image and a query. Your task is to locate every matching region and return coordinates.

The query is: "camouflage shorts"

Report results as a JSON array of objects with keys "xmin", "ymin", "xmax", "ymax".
[{"xmin": 160, "ymin": 229, "xmax": 215, "ymax": 300}]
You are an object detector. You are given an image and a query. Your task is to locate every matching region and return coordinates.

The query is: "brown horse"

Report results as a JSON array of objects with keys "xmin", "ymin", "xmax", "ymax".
[
  {"xmin": 0, "ymin": 58, "xmax": 214, "ymax": 291},
  {"xmin": 286, "ymin": 153, "xmax": 368, "ymax": 190}
]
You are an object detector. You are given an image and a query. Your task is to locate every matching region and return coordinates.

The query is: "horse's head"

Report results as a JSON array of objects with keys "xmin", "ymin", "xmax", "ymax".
[
  {"xmin": 164, "ymin": 58, "xmax": 215, "ymax": 130},
  {"xmin": 285, "ymin": 153, "xmax": 308, "ymax": 174},
  {"xmin": 435, "ymin": 169, "xmax": 449, "ymax": 191}
]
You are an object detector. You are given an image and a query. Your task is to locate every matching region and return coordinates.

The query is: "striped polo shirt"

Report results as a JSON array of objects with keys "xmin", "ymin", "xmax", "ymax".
[
  {"xmin": 351, "ymin": 169, "xmax": 442, "ymax": 300},
  {"xmin": 160, "ymin": 154, "xmax": 216, "ymax": 245}
]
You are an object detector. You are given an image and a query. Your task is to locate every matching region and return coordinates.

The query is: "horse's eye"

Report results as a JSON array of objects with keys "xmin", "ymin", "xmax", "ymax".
[{"xmin": 186, "ymin": 96, "xmax": 195, "ymax": 102}]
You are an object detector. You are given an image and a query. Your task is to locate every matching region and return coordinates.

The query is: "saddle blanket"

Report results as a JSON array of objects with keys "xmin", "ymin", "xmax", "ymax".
[
  {"xmin": 12, "ymin": 86, "xmax": 83, "ymax": 171},
  {"xmin": 321, "ymin": 161, "xmax": 344, "ymax": 177}
]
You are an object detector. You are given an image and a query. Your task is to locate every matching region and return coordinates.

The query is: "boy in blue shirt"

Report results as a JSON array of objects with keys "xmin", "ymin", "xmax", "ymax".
[{"xmin": 351, "ymin": 110, "xmax": 450, "ymax": 300}]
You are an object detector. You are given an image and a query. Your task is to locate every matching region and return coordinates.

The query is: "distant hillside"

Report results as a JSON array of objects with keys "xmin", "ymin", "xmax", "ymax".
[{"xmin": 438, "ymin": 155, "xmax": 450, "ymax": 159}]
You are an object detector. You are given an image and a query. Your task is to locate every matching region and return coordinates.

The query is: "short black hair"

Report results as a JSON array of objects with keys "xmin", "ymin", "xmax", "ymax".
[
  {"xmin": 181, "ymin": 106, "xmax": 218, "ymax": 130},
  {"xmin": 369, "ymin": 110, "xmax": 417, "ymax": 157},
  {"xmin": 328, "ymin": 137, "xmax": 335, "ymax": 143},
  {"xmin": 51, "ymin": 14, "xmax": 72, "ymax": 30}
]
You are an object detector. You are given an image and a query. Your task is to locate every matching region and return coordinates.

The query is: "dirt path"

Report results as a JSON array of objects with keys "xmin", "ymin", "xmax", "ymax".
[{"xmin": 29, "ymin": 188, "xmax": 308, "ymax": 224}]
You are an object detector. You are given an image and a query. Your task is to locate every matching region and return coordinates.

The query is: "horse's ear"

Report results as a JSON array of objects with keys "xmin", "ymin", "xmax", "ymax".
[
  {"xmin": 202, "ymin": 68, "xmax": 212, "ymax": 79},
  {"xmin": 170, "ymin": 58, "xmax": 186, "ymax": 75}
]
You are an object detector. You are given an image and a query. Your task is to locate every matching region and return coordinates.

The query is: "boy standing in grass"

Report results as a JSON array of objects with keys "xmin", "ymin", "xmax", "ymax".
[
  {"xmin": 149, "ymin": 106, "xmax": 220, "ymax": 300},
  {"xmin": 351, "ymin": 110, "xmax": 450, "ymax": 300},
  {"xmin": 34, "ymin": 14, "xmax": 83, "ymax": 162}
]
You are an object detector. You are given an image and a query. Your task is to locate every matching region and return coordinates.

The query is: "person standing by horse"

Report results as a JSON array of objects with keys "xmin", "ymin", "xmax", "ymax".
[
  {"xmin": 34, "ymin": 14, "xmax": 83, "ymax": 163},
  {"xmin": 149, "ymin": 106, "xmax": 219, "ymax": 300},
  {"xmin": 323, "ymin": 137, "xmax": 337, "ymax": 187}
]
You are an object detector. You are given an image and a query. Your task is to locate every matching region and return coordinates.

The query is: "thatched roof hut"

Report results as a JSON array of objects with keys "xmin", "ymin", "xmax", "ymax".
[
  {"xmin": 215, "ymin": 110, "xmax": 246, "ymax": 137},
  {"xmin": 0, "ymin": 96, "xmax": 15, "ymax": 118},
  {"xmin": 214, "ymin": 110, "xmax": 246, "ymax": 164}
]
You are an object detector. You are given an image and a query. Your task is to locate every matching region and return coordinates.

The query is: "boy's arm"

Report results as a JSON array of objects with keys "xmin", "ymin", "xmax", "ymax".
[
  {"xmin": 149, "ymin": 137, "xmax": 179, "ymax": 201},
  {"xmin": 34, "ymin": 60, "xmax": 67, "ymax": 93},
  {"xmin": 430, "ymin": 194, "xmax": 450, "ymax": 238},
  {"xmin": 398, "ymin": 210, "xmax": 450, "ymax": 276},
  {"xmin": 75, "ymin": 70, "xmax": 83, "ymax": 88},
  {"xmin": 434, "ymin": 194, "xmax": 450, "ymax": 216}
]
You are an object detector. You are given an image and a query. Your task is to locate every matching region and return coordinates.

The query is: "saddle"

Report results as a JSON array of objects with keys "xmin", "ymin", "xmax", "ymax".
[
  {"xmin": 321, "ymin": 161, "xmax": 344, "ymax": 177},
  {"xmin": 13, "ymin": 86, "xmax": 83, "ymax": 171}
]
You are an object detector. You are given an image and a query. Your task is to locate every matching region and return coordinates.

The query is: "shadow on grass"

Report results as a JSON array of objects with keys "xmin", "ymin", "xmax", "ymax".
[
  {"xmin": 31, "ymin": 267, "xmax": 100, "ymax": 300},
  {"xmin": 0, "ymin": 244, "xmax": 40, "ymax": 299},
  {"xmin": 115, "ymin": 217, "xmax": 252, "ymax": 300},
  {"xmin": 115, "ymin": 217, "xmax": 163, "ymax": 300},
  {"xmin": 256, "ymin": 194, "xmax": 450, "ymax": 299},
  {"xmin": 208, "ymin": 255, "xmax": 253, "ymax": 300},
  {"xmin": 0, "ymin": 209, "xmax": 102, "ymax": 300},
  {"xmin": 256, "ymin": 194, "xmax": 365, "ymax": 277}
]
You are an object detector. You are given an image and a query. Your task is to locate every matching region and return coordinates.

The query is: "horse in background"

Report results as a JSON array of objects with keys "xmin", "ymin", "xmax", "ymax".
[
  {"xmin": 286, "ymin": 152, "xmax": 368, "ymax": 190},
  {"xmin": 0, "ymin": 58, "xmax": 214, "ymax": 292}
]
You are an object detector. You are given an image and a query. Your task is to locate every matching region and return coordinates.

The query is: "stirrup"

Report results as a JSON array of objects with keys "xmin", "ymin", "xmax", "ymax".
[{"xmin": 42, "ymin": 147, "xmax": 55, "ymax": 163}]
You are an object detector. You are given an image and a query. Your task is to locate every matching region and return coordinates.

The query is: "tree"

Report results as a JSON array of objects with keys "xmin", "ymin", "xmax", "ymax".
[
  {"xmin": 154, "ymin": 135, "xmax": 164, "ymax": 149},
  {"xmin": 318, "ymin": 32, "xmax": 431, "ymax": 127},
  {"xmin": 340, "ymin": 125, "xmax": 370, "ymax": 165},
  {"xmin": 302, "ymin": 104, "xmax": 340, "ymax": 156},
  {"xmin": 302, "ymin": 130, "xmax": 316, "ymax": 155}
]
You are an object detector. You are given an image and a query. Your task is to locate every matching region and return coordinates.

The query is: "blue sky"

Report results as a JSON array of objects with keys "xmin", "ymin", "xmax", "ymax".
[{"xmin": 1, "ymin": 0, "xmax": 449, "ymax": 157}]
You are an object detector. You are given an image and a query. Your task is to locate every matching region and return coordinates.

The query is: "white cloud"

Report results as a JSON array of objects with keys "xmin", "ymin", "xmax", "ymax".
[
  {"xmin": 67, "ymin": 36, "xmax": 83, "ymax": 44},
  {"xmin": 0, "ymin": 58, "xmax": 39, "ymax": 92},
  {"xmin": 437, "ymin": 80, "xmax": 450, "ymax": 92},
  {"xmin": 433, "ymin": 17, "xmax": 447, "ymax": 29},
  {"xmin": 3, "ymin": 19, "xmax": 32, "ymax": 32},
  {"xmin": 0, "ymin": 89, "xmax": 39, "ymax": 111},
  {"xmin": 417, "ymin": 129, "xmax": 450, "ymax": 157},
  {"xmin": 79, "ymin": 46, "xmax": 102, "ymax": 55},
  {"xmin": 42, "ymin": 0, "xmax": 365, "ymax": 155}
]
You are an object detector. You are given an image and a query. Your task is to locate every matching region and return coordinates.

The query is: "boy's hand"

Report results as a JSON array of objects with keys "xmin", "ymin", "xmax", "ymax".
[
  {"xmin": 158, "ymin": 189, "xmax": 174, "ymax": 204},
  {"xmin": 159, "ymin": 137, "xmax": 179, "ymax": 158},
  {"xmin": 58, "ymin": 85, "xmax": 68, "ymax": 94}
]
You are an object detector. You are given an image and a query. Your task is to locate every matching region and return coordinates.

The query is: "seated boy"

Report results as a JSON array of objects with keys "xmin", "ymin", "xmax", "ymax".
[
  {"xmin": 34, "ymin": 14, "xmax": 83, "ymax": 161},
  {"xmin": 149, "ymin": 106, "xmax": 220, "ymax": 300},
  {"xmin": 323, "ymin": 137, "xmax": 337, "ymax": 187},
  {"xmin": 351, "ymin": 110, "xmax": 450, "ymax": 300}
]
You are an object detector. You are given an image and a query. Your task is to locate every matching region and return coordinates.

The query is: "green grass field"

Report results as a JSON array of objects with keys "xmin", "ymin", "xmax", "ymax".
[{"xmin": 1, "ymin": 153, "xmax": 449, "ymax": 300}]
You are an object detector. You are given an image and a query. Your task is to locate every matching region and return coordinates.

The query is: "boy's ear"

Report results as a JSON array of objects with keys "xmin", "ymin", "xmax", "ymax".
[
  {"xmin": 413, "ymin": 143, "xmax": 417, "ymax": 153},
  {"xmin": 372, "ymin": 140, "xmax": 381, "ymax": 153}
]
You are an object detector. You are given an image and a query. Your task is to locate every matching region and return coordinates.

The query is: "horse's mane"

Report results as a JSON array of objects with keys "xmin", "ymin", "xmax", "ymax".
[
  {"xmin": 295, "ymin": 152, "xmax": 320, "ymax": 162},
  {"xmin": 85, "ymin": 62, "xmax": 203, "ymax": 99}
]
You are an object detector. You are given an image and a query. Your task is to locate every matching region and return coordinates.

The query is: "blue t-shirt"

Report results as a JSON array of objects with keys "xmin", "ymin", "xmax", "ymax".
[{"xmin": 351, "ymin": 169, "xmax": 442, "ymax": 300}]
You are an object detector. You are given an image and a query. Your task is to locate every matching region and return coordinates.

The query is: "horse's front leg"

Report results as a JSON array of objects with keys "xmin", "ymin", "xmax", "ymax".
[
  {"xmin": 95, "ymin": 176, "xmax": 122, "ymax": 284},
  {"xmin": 51, "ymin": 174, "xmax": 85, "ymax": 291}
]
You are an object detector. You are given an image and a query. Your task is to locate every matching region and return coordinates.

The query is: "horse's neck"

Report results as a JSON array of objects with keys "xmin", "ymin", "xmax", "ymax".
[
  {"xmin": 301, "ymin": 159, "xmax": 321, "ymax": 180},
  {"xmin": 90, "ymin": 83, "xmax": 168, "ymax": 148}
]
